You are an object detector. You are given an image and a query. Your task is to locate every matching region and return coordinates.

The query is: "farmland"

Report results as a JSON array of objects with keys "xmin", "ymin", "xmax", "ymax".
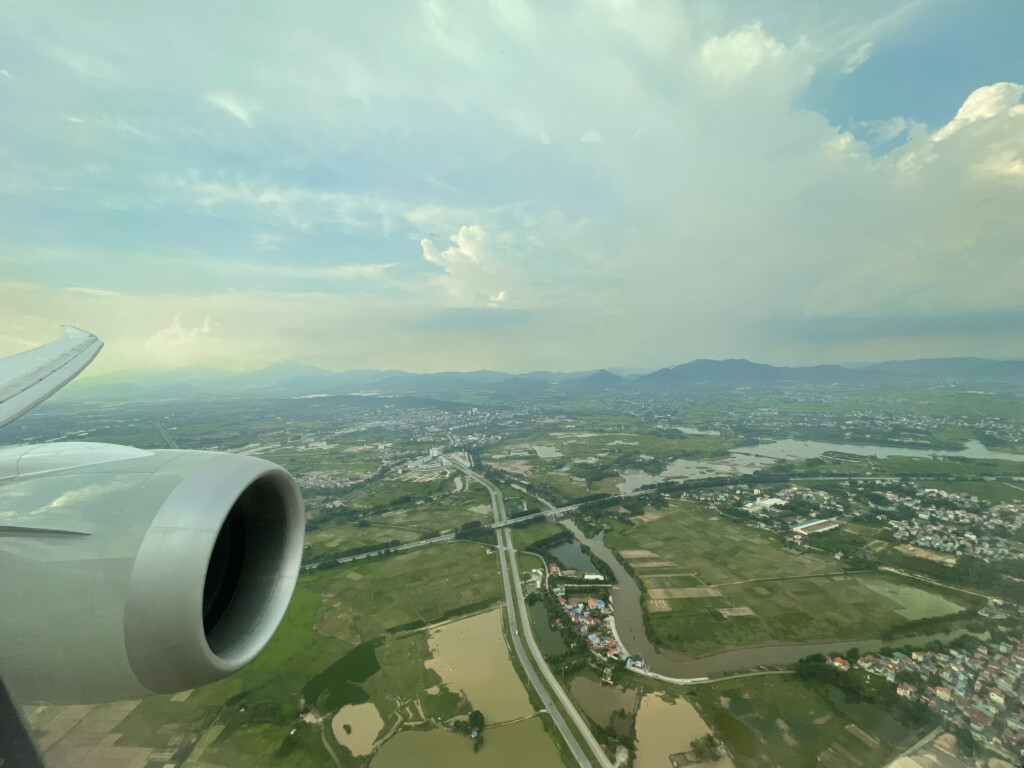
[
  {"xmin": 29, "ymin": 542, "xmax": 536, "ymax": 768},
  {"xmin": 603, "ymin": 501, "xmax": 975, "ymax": 654},
  {"xmin": 689, "ymin": 674, "xmax": 918, "ymax": 768}
]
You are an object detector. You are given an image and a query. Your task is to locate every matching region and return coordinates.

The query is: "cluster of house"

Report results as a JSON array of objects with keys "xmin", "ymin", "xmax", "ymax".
[
  {"xmin": 881, "ymin": 488, "xmax": 1024, "ymax": 562},
  {"xmin": 826, "ymin": 636, "xmax": 1024, "ymax": 755},
  {"xmin": 547, "ymin": 563, "xmax": 606, "ymax": 582},
  {"xmin": 550, "ymin": 587, "xmax": 629, "ymax": 661}
]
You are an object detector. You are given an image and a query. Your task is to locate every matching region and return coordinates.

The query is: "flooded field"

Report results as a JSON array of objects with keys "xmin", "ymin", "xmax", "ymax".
[
  {"xmin": 424, "ymin": 608, "xmax": 533, "ymax": 722},
  {"xmin": 370, "ymin": 717, "xmax": 562, "ymax": 768},
  {"xmin": 533, "ymin": 445, "xmax": 563, "ymax": 458},
  {"xmin": 618, "ymin": 438, "xmax": 1024, "ymax": 493},
  {"xmin": 331, "ymin": 702, "xmax": 384, "ymax": 756},
  {"xmin": 634, "ymin": 694, "xmax": 734, "ymax": 768},
  {"xmin": 861, "ymin": 579, "xmax": 963, "ymax": 620},
  {"xmin": 569, "ymin": 673, "xmax": 635, "ymax": 728},
  {"xmin": 529, "ymin": 601, "xmax": 567, "ymax": 655}
]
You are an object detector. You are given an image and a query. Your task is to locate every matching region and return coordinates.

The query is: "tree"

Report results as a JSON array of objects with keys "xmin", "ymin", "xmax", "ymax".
[
  {"xmin": 468, "ymin": 710, "xmax": 485, "ymax": 732},
  {"xmin": 691, "ymin": 734, "xmax": 720, "ymax": 761}
]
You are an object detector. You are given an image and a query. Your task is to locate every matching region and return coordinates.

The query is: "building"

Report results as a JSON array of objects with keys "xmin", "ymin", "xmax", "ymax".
[{"xmin": 792, "ymin": 518, "xmax": 842, "ymax": 536}]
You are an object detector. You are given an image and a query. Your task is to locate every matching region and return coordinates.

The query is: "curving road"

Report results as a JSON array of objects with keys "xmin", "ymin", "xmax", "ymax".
[{"xmin": 451, "ymin": 457, "xmax": 613, "ymax": 768}]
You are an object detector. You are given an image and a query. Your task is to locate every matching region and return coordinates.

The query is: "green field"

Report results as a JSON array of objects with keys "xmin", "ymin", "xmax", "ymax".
[
  {"xmin": 919, "ymin": 480, "xmax": 1024, "ymax": 504},
  {"xmin": 314, "ymin": 543, "xmax": 502, "ymax": 643},
  {"xmin": 606, "ymin": 501, "xmax": 834, "ymax": 584},
  {"xmin": 76, "ymin": 541, "xmax": 505, "ymax": 767},
  {"xmin": 306, "ymin": 480, "xmax": 493, "ymax": 558},
  {"xmin": 511, "ymin": 520, "xmax": 566, "ymax": 550},
  {"xmin": 604, "ymin": 502, "xmax": 973, "ymax": 653},
  {"xmin": 690, "ymin": 674, "xmax": 917, "ymax": 768}
]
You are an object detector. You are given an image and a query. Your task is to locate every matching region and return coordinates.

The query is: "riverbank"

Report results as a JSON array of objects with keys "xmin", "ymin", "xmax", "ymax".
[{"xmin": 562, "ymin": 519, "xmax": 985, "ymax": 679}]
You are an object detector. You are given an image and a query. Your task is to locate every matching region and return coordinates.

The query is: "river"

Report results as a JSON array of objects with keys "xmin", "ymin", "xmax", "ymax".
[
  {"xmin": 560, "ymin": 519, "xmax": 982, "ymax": 679},
  {"xmin": 617, "ymin": 438, "xmax": 1024, "ymax": 493}
]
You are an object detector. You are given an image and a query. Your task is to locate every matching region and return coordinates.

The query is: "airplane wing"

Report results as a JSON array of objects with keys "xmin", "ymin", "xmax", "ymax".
[{"xmin": 0, "ymin": 326, "xmax": 103, "ymax": 430}]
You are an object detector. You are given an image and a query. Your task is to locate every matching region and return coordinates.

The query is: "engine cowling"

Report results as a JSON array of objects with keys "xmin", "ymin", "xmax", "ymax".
[{"xmin": 0, "ymin": 442, "xmax": 304, "ymax": 704}]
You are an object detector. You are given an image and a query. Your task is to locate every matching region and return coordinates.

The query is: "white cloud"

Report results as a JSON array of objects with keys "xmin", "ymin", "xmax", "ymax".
[
  {"xmin": 144, "ymin": 315, "xmax": 214, "ymax": 364},
  {"xmin": 933, "ymin": 82, "xmax": 1024, "ymax": 141},
  {"xmin": 2, "ymin": 3, "xmax": 1022, "ymax": 369},
  {"xmin": 0, "ymin": 69, "xmax": 11, "ymax": 79},
  {"xmin": 580, "ymin": 131, "xmax": 602, "ymax": 143},
  {"xmin": 205, "ymin": 93, "xmax": 256, "ymax": 127},
  {"xmin": 421, "ymin": 226, "xmax": 488, "ymax": 268},
  {"xmin": 841, "ymin": 42, "xmax": 874, "ymax": 73},
  {"xmin": 420, "ymin": 225, "xmax": 515, "ymax": 306},
  {"xmin": 698, "ymin": 21, "xmax": 812, "ymax": 92}
]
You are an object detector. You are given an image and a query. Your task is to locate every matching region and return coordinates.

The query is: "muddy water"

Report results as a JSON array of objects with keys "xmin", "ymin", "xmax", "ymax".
[
  {"xmin": 424, "ymin": 608, "xmax": 532, "ymax": 722},
  {"xmin": 370, "ymin": 718, "xmax": 562, "ymax": 768},
  {"xmin": 634, "ymin": 694, "xmax": 735, "ymax": 768},
  {"xmin": 331, "ymin": 702, "xmax": 384, "ymax": 756},
  {"xmin": 569, "ymin": 674, "xmax": 635, "ymax": 727}
]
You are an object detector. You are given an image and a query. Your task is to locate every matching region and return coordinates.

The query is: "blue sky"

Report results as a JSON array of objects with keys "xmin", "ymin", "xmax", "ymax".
[{"xmin": 0, "ymin": 0, "xmax": 1021, "ymax": 374}]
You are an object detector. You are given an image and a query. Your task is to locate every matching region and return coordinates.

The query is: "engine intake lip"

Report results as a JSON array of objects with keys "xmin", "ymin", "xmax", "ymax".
[{"xmin": 123, "ymin": 453, "xmax": 304, "ymax": 694}]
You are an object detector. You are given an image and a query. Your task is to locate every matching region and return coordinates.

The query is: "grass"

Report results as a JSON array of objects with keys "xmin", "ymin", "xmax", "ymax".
[
  {"xmin": 302, "ymin": 642, "xmax": 381, "ymax": 711},
  {"xmin": 106, "ymin": 541, "xmax": 503, "ymax": 767},
  {"xmin": 305, "ymin": 481, "xmax": 493, "ymax": 558},
  {"xmin": 920, "ymin": 480, "xmax": 1024, "ymax": 504},
  {"xmin": 605, "ymin": 501, "xmax": 834, "ymax": 584},
  {"xmin": 314, "ymin": 542, "xmax": 502, "ymax": 642},
  {"xmin": 604, "ymin": 501, "xmax": 973, "ymax": 654},
  {"xmin": 690, "ymin": 674, "xmax": 916, "ymax": 768},
  {"xmin": 511, "ymin": 520, "xmax": 566, "ymax": 550}
]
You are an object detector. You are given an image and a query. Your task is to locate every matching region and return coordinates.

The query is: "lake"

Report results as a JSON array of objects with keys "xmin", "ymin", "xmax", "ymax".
[{"xmin": 617, "ymin": 438, "xmax": 1024, "ymax": 492}]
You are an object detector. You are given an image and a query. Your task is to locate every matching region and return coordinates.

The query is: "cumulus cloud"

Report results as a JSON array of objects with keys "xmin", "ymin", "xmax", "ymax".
[
  {"xmin": 1, "ymin": 2, "xmax": 1021, "ymax": 370},
  {"xmin": 932, "ymin": 82, "xmax": 1024, "ymax": 141},
  {"xmin": 697, "ymin": 21, "xmax": 812, "ymax": 93},
  {"xmin": 145, "ymin": 315, "xmax": 212, "ymax": 349}
]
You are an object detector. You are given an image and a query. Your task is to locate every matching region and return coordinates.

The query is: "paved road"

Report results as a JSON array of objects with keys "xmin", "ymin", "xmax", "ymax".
[
  {"xmin": 301, "ymin": 533, "xmax": 455, "ymax": 572},
  {"xmin": 452, "ymin": 457, "xmax": 613, "ymax": 768}
]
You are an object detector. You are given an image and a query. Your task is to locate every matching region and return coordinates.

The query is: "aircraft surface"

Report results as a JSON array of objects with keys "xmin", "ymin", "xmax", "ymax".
[{"xmin": 0, "ymin": 327, "xmax": 305, "ymax": 766}]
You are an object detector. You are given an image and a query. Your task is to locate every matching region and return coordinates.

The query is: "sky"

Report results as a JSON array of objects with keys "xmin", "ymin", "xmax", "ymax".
[{"xmin": 0, "ymin": 0, "xmax": 1022, "ymax": 375}]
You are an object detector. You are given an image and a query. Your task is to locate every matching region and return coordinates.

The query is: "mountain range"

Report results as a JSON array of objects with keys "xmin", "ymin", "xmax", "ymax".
[{"xmin": 61, "ymin": 357, "xmax": 1024, "ymax": 401}]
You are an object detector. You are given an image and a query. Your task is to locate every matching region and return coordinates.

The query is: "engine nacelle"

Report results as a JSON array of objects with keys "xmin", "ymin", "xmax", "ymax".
[{"xmin": 0, "ymin": 442, "xmax": 304, "ymax": 704}]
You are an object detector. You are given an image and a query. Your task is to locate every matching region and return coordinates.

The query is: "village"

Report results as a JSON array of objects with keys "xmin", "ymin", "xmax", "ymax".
[
  {"xmin": 825, "ymin": 633, "xmax": 1024, "ymax": 760},
  {"xmin": 530, "ymin": 564, "xmax": 651, "ymax": 673},
  {"xmin": 685, "ymin": 479, "xmax": 1024, "ymax": 567}
]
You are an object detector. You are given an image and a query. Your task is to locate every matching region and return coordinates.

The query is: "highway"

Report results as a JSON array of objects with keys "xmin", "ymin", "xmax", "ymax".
[{"xmin": 451, "ymin": 457, "xmax": 613, "ymax": 768}]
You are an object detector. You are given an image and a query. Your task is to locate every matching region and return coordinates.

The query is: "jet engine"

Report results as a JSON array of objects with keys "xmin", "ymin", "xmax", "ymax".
[{"xmin": 0, "ymin": 442, "xmax": 304, "ymax": 704}]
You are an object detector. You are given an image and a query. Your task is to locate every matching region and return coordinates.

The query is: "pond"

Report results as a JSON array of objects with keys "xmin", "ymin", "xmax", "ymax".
[
  {"xmin": 548, "ymin": 540, "xmax": 599, "ymax": 572},
  {"xmin": 528, "ymin": 601, "xmax": 567, "ymax": 656}
]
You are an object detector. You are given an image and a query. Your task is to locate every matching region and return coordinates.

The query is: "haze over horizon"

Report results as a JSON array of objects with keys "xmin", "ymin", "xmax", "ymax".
[{"xmin": 2, "ymin": 1, "xmax": 1022, "ymax": 375}]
